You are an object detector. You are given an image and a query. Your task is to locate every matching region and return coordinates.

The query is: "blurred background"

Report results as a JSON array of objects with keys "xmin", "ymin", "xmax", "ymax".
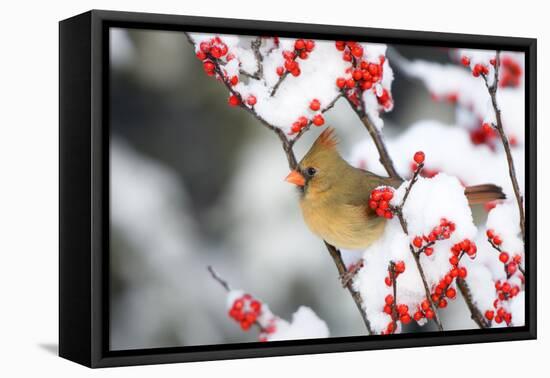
[{"xmin": 109, "ymin": 28, "xmax": 520, "ymax": 350}]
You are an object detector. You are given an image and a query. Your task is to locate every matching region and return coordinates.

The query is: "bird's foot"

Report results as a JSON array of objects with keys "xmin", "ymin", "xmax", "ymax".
[{"xmin": 340, "ymin": 259, "xmax": 364, "ymax": 288}]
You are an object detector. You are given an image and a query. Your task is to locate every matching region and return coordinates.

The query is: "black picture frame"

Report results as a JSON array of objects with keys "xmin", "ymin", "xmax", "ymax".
[{"xmin": 59, "ymin": 9, "xmax": 537, "ymax": 368}]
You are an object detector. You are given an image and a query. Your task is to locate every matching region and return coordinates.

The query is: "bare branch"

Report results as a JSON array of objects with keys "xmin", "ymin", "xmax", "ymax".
[
  {"xmin": 207, "ymin": 265, "xmax": 231, "ymax": 292},
  {"xmin": 344, "ymin": 96, "xmax": 401, "ymax": 181},
  {"xmin": 482, "ymin": 52, "xmax": 525, "ymax": 242}
]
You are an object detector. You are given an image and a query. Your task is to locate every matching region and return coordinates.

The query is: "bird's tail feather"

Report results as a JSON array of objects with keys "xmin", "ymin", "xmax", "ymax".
[{"xmin": 464, "ymin": 184, "xmax": 506, "ymax": 205}]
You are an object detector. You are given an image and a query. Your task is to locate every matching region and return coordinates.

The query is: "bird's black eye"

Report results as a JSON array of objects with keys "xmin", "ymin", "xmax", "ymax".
[{"xmin": 305, "ymin": 167, "xmax": 317, "ymax": 177}]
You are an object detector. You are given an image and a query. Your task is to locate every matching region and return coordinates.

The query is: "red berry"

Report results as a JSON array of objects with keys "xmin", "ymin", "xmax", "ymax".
[
  {"xmin": 384, "ymin": 211, "xmax": 393, "ymax": 219},
  {"xmin": 312, "ymin": 114, "xmax": 325, "ymax": 127},
  {"xmin": 397, "ymin": 304, "xmax": 409, "ymax": 316},
  {"xmin": 382, "ymin": 190, "xmax": 393, "ymax": 201},
  {"xmin": 246, "ymin": 95, "xmax": 257, "ymax": 106},
  {"xmin": 449, "ymin": 255, "xmax": 459, "ymax": 266},
  {"xmin": 485, "ymin": 310, "xmax": 494, "ymax": 321},
  {"xmin": 335, "ymin": 41, "xmax": 346, "ymax": 51},
  {"xmin": 395, "ymin": 261, "xmax": 406, "ymax": 273},
  {"xmin": 371, "ymin": 190, "xmax": 383, "ymax": 201},
  {"xmin": 299, "ymin": 51, "xmax": 309, "ymax": 60},
  {"xmin": 507, "ymin": 262, "xmax": 517, "ymax": 275},
  {"xmin": 425, "ymin": 309, "xmax": 434, "ymax": 319},
  {"xmin": 413, "ymin": 236, "xmax": 423, "ymax": 248},
  {"xmin": 294, "ymin": 39, "xmax": 305, "ymax": 50},
  {"xmin": 421, "ymin": 299, "xmax": 430, "ymax": 312},
  {"xmin": 446, "ymin": 288, "xmax": 457, "ymax": 299},
  {"xmin": 383, "ymin": 304, "xmax": 392, "ymax": 315},
  {"xmin": 458, "ymin": 267, "xmax": 467, "ymax": 278},
  {"xmin": 490, "ymin": 58, "xmax": 496, "ymax": 66},
  {"xmin": 203, "ymin": 61, "xmax": 215, "ymax": 73},
  {"xmin": 210, "ymin": 46, "xmax": 222, "ymax": 58},
  {"xmin": 352, "ymin": 69, "xmax": 363, "ymax": 81},
  {"xmin": 385, "ymin": 276, "xmax": 392, "ymax": 286},
  {"xmin": 298, "ymin": 116, "xmax": 308, "ymax": 127},
  {"xmin": 351, "ymin": 45, "xmax": 364, "ymax": 58},
  {"xmin": 346, "ymin": 78, "xmax": 356, "ymax": 88},
  {"xmin": 385, "ymin": 294, "xmax": 394, "ymax": 305},
  {"xmin": 499, "ymin": 252, "xmax": 509, "ymax": 263},
  {"xmin": 400, "ymin": 314, "xmax": 412, "ymax": 324},
  {"xmin": 310, "ymin": 99, "xmax": 321, "ymax": 111},
  {"xmin": 196, "ymin": 51, "xmax": 207, "ymax": 60},
  {"xmin": 284, "ymin": 59, "xmax": 297, "ymax": 71},
  {"xmin": 424, "ymin": 247, "xmax": 434, "ymax": 256},
  {"xmin": 413, "ymin": 151, "xmax": 425, "ymax": 165},
  {"xmin": 493, "ymin": 236, "xmax": 503, "ymax": 245},
  {"xmin": 240, "ymin": 321, "xmax": 252, "ymax": 330},
  {"xmin": 438, "ymin": 299, "xmax": 448, "ymax": 308},
  {"xmin": 336, "ymin": 77, "xmax": 346, "ymax": 89},
  {"xmin": 291, "ymin": 122, "xmax": 302, "ymax": 133},
  {"xmin": 486, "ymin": 229, "xmax": 495, "ymax": 239},
  {"xmin": 369, "ymin": 200, "xmax": 378, "ymax": 210},
  {"xmin": 276, "ymin": 66, "xmax": 285, "ymax": 76},
  {"xmin": 200, "ymin": 41, "xmax": 211, "ymax": 53},
  {"xmin": 413, "ymin": 311, "xmax": 423, "ymax": 321},
  {"xmin": 291, "ymin": 67, "xmax": 301, "ymax": 77},
  {"xmin": 305, "ymin": 40, "xmax": 315, "ymax": 51},
  {"xmin": 376, "ymin": 208, "xmax": 385, "ymax": 217},
  {"xmin": 228, "ymin": 95, "xmax": 241, "ymax": 107},
  {"xmin": 461, "ymin": 56, "xmax": 470, "ymax": 66},
  {"xmin": 229, "ymin": 75, "xmax": 239, "ymax": 86},
  {"xmin": 378, "ymin": 200, "xmax": 389, "ymax": 210},
  {"xmin": 233, "ymin": 299, "xmax": 244, "ymax": 310}
]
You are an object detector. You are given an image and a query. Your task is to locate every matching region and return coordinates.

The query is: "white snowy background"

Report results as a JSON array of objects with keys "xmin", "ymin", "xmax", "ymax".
[{"xmin": 109, "ymin": 28, "xmax": 526, "ymax": 349}]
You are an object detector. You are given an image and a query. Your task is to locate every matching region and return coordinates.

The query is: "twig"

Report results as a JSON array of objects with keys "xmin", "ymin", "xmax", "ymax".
[
  {"xmin": 185, "ymin": 34, "xmax": 372, "ymax": 333},
  {"xmin": 389, "ymin": 262, "xmax": 398, "ymax": 333},
  {"xmin": 482, "ymin": 52, "xmax": 525, "ymax": 242},
  {"xmin": 344, "ymin": 95, "xmax": 401, "ymax": 180},
  {"xmin": 251, "ymin": 37, "xmax": 264, "ymax": 79},
  {"xmin": 392, "ymin": 164, "xmax": 444, "ymax": 331},
  {"xmin": 488, "ymin": 238, "xmax": 526, "ymax": 278},
  {"xmin": 271, "ymin": 71, "xmax": 290, "ymax": 97},
  {"xmin": 207, "ymin": 265, "xmax": 231, "ymax": 292},
  {"xmin": 324, "ymin": 242, "xmax": 372, "ymax": 333},
  {"xmin": 456, "ymin": 278, "xmax": 490, "ymax": 328}
]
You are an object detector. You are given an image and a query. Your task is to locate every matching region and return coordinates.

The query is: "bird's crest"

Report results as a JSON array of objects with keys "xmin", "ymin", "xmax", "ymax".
[{"xmin": 313, "ymin": 127, "xmax": 339, "ymax": 150}]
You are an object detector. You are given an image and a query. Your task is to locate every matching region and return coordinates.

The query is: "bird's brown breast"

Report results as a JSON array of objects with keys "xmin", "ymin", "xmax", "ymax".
[{"xmin": 299, "ymin": 187, "xmax": 387, "ymax": 250}]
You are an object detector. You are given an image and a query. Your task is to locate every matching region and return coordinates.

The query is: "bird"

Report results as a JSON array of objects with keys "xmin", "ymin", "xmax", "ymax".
[{"xmin": 285, "ymin": 127, "xmax": 505, "ymax": 251}]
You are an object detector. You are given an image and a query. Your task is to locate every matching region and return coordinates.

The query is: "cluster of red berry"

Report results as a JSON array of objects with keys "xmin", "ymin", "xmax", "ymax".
[
  {"xmin": 276, "ymin": 39, "xmax": 315, "ymax": 78},
  {"xmin": 485, "ymin": 280, "xmax": 521, "ymax": 325},
  {"xmin": 197, "ymin": 37, "xmax": 232, "ymax": 79},
  {"xmin": 333, "ymin": 41, "xmax": 392, "ymax": 109},
  {"xmin": 487, "ymin": 229, "xmax": 522, "ymax": 276},
  {"xmin": 369, "ymin": 187, "xmax": 394, "ymax": 219},
  {"xmin": 289, "ymin": 99, "xmax": 325, "ymax": 134},
  {"xmin": 499, "ymin": 56, "xmax": 522, "ymax": 88},
  {"xmin": 413, "ymin": 299, "xmax": 436, "ymax": 322},
  {"xmin": 228, "ymin": 294, "xmax": 263, "ymax": 331},
  {"xmin": 382, "ymin": 295, "xmax": 411, "ymax": 334},
  {"xmin": 461, "ymin": 56, "xmax": 490, "ymax": 77},
  {"xmin": 412, "ymin": 218, "xmax": 457, "ymax": 257}
]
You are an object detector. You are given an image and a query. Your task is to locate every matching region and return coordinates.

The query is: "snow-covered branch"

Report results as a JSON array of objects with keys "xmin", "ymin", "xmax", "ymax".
[{"xmin": 186, "ymin": 34, "xmax": 372, "ymax": 333}]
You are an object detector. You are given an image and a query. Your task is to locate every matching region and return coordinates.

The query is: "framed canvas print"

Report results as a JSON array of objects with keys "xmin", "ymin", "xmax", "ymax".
[{"xmin": 59, "ymin": 10, "xmax": 537, "ymax": 368}]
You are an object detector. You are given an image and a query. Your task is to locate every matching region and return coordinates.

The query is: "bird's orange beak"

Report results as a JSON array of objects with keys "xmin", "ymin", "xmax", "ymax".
[{"xmin": 285, "ymin": 170, "xmax": 306, "ymax": 187}]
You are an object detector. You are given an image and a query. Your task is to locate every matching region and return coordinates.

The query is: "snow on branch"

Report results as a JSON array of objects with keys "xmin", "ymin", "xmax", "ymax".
[
  {"xmin": 186, "ymin": 33, "xmax": 373, "ymax": 333},
  {"xmin": 208, "ymin": 266, "xmax": 329, "ymax": 341}
]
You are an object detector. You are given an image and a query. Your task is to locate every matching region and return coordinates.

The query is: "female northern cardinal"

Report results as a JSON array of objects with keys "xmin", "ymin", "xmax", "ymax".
[{"xmin": 285, "ymin": 127, "xmax": 505, "ymax": 250}]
